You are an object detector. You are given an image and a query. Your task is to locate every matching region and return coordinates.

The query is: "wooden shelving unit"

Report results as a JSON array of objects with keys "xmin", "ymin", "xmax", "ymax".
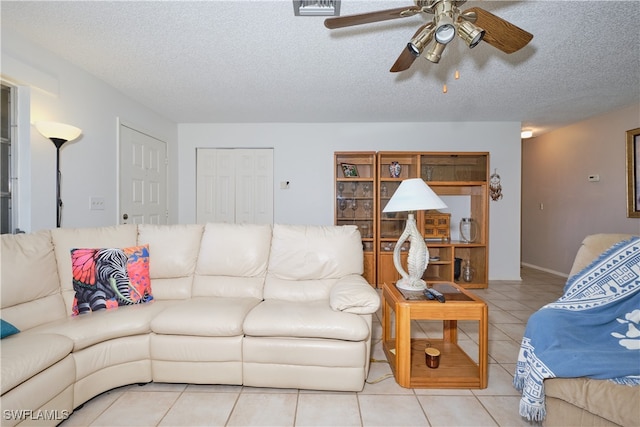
[{"xmin": 334, "ymin": 151, "xmax": 490, "ymax": 289}]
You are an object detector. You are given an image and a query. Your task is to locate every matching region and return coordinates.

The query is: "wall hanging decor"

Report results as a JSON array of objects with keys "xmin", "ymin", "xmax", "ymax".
[{"xmin": 490, "ymin": 168, "xmax": 503, "ymax": 201}]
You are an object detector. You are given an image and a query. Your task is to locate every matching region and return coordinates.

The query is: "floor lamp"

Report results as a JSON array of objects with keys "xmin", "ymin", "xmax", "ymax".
[
  {"xmin": 383, "ymin": 178, "xmax": 447, "ymax": 291},
  {"xmin": 35, "ymin": 121, "xmax": 82, "ymax": 228}
]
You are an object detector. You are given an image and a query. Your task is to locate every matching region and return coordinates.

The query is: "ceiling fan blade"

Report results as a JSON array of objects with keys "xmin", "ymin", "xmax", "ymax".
[
  {"xmin": 390, "ymin": 47, "xmax": 417, "ymax": 72},
  {"xmin": 465, "ymin": 7, "xmax": 533, "ymax": 54},
  {"xmin": 324, "ymin": 6, "xmax": 421, "ymax": 29},
  {"xmin": 390, "ymin": 23, "xmax": 431, "ymax": 72}
]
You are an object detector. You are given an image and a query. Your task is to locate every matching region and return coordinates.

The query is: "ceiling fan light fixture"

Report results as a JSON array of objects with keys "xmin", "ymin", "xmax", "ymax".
[
  {"xmin": 458, "ymin": 20, "xmax": 485, "ymax": 48},
  {"xmin": 425, "ymin": 41, "xmax": 446, "ymax": 63},
  {"xmin": 433, "ymin": 0, "xmax": 456, "ymax": 44},
  {"xmin": 408, "ymin": 23, "xmax": 435, "ymax": 56},
  {"xmin": 435, "ymin": 17, "xmax": 456, "ymax": 44}
]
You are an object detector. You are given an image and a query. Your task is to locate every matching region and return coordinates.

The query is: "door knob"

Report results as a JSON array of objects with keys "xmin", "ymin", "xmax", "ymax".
[{"xmin": 122, "ymin": 213, "xmax": 129, "ymax": 220}]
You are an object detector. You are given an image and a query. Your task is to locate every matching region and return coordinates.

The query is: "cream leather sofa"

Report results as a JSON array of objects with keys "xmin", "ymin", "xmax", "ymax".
[
  {"xmin": 0, "ymin": 223, "xmax": 380, "ymax": 426},
  {"xmin": 543, "ymin": 233, "xmax": 640, "ymax": 427}
]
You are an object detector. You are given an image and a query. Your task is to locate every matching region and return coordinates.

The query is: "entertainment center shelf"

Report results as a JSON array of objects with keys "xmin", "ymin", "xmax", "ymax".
[{"xmin": 335, "ymin": 151, "xmax": 489, "ymax": 289}]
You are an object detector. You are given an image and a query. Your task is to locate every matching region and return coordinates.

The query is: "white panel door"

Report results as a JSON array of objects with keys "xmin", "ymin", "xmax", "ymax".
[
  {"xmin": 119, "ymin": 124, "xmax": 167, "ymax": 225},
  {"xmin": 196, "ymin": 148, "xmax": 273, "ymax": 224}
]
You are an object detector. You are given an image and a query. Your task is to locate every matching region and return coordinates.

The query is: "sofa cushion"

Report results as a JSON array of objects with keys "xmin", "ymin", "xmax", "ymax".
[
  {"xmin": 26, "ymin": 301, "xmax": 172, "ymax": 351},
  {"xmin": 243, "ymin": 300, "xmax": 370, "ymax": 341},
  {"xmin": 1, "ymin": 319, "xmax": 19, "ymax": 339},
  {"xmin": 545, "ymin": 377, "xmax": 640, "ymax": 427},
  {"xmin": 1, "ymin": 230, "xmax": 68, "ymax": 330},
  {"xmin": 70, "ymin": 245, "xmax": 152, "ymax": 315},
  {"xmin": 569, "ymin": 233, "xmax": 636, "ymax": 276},
  {"xmin": 267, "ymin": 224, "xmax": 363, "ymax": 281},
  {"xmin": 329, "ymin": 275, "xmax": 380, "ymax": 314},
  {"xmin": 264, "ymin": 225, "xmax": 364, "ymax": 301},
  {"xmin": 52, "ymin": 225, "xmax": 139, "ymax": 315},
  {"xmin": 151, "ymin": 297, "xmax": 261, "ymax": 337},
  {"xmin": 193, "ymin": 223, "xmax": 272, "ymax": 299},
  {"xmin": 0, "ymin": 333, "xmax": 74, "ymax": 393},
  {"xmin": 137, "ymin": 224, "xmax": 204, "ymax": 300}
]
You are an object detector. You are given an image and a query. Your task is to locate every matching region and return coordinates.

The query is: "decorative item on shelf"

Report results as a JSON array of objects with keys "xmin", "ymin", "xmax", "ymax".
[
  {"xmin": 362, "ymin": 183, "xmax": 371, "ymax": 197},
  {"xmin": 351, "ymin": 181, "xmax": 358, "ymax": 196},
  {"xmin": 363, "ymin": 200, "xmax": 373, "ymax": 218},
  {"xmin": 338, "ymin": 198, "xmax": 347, "ymax": 218},
  {"xmin": 389, "ymin": 161, "xmax": 402, "ymax": 178},
  {"xmin": 341, "ymin": 163, "xmax": 359, "ymax": 177},
  {"xmin": 381, "ymin": 183, "xmax": 388, "ymax": 198},
  {"xmin": 461, "ymin": 259, "xmax": 475, "ymax": 282},
  {"xmin": 425, "ymin": 166, "xmax": 434, "ymax": 181},
  {"xmin": 35, "ymin": 121, "xmax": 83, "ymax": 228},
  {"xmin": 454, "ymin": 257, "xmax": 462, "ymax": 280},
  {"xmin": 383, "ymin": 178, "xmax": 447, "ymax": 291},
  {"xmin": 337, "ymin": 182, "xmax": 344, "ymax": 197},
  {"xmin": 350, "ymin": 199, "xmax": 358, "ymax": 219},
  {"xmin": 459, "ymin": 217, "xmax": 478, "ymax": 243},
  {"xmin": 424, "ymin": 210, "xmax": 451, "ymax": 241},
  {"xmin": 490, "ymin": 168, "xmax": 503, "ymax": 201}
]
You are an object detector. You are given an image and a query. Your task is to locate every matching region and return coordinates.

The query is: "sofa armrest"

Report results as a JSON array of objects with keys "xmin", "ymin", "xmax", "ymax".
[{"xmin": 329, "ymin": 275, "xmax": 380, "ymax": 314}]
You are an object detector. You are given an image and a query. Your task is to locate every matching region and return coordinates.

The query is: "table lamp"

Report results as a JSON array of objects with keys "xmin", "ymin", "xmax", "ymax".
[{"xmin": 383, "ymin": 178, "xmax": 447, "ymax": 291}]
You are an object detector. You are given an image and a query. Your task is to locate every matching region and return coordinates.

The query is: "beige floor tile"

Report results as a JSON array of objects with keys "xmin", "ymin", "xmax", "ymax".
[
  {"xmin": 360, "ymin": 361, "xmax": 413, "ymax": 395},
  {"xmin": 477, "ymin": 396, "xmax": 541, "ymax": 427},
  {"xmin": 132, "ymin": 382, "xmax": 187, "ymax": 392},
  {"xmin": 488, "ymin": 339, "xmax": 522, "ymax": 364},
  {"xmin": 472, "ymin": 364, "xmax": 520, "ymax": 396},
  {"xmin": 185, "ymin": 383, "xmax": 243, "ymax": 393},
  {"xmin": 493, "ymin": 322, "xmax": 526, "ymax": 342},
  {"xmin": 226, "ymin": 393, "xmax": 297, "ymax": 426},
  {"xmin": 359, "ymin": 395, "xmax": 428, "ymax": 427},
  {"xmin": 295, "ymin": 393, "xmax": 361, "ymax": 426},
  {"xmin": 90, "ymin": 391, "xmax": 180, "ymax": 426},
  {"xmin": 159, "ymin": 392, "xmax": 238, "ymax": 426},
  {"xmin": 418, "ymin": 395, "xmax": 497, "ymax": 426},
  {"xmin": 60, "ymin": 388, "xmax": 125, "ymax": 426}
]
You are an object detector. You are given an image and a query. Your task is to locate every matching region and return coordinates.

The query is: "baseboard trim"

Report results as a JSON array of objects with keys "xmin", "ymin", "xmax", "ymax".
[{"xmin": 520, "ymin": 263, "xmax": 569, "ymax": 278}]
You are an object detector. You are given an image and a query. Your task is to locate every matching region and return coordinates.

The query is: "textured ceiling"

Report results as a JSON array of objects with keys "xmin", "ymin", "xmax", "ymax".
[{"xmin": 2, "ymin": 0, "xmax": 639, "ymax": 136}]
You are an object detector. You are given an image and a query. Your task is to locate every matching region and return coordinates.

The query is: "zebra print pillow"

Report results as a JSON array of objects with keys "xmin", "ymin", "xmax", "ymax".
[{"xmin": 70, "ymin": 245, "xmax": 153, "ymax": 316}]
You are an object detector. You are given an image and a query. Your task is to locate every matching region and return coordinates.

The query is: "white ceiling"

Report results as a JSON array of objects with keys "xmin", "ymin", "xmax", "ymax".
[{"xmin": 2, "ymin": 0, "xmax": 639, "ymax": 135}]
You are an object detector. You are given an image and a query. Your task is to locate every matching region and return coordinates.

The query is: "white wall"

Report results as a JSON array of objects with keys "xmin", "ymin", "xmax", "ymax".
[
  {"xmin": 178, "ymin": 122, "xmax": 523, "ymax": 280},
  {"xmin": 1, "ymin": 31, "xmax": 178, "ymax": 231},
  {"xmin": 522, "ymin": 104, "xmax": 640, "ymax": 275}
]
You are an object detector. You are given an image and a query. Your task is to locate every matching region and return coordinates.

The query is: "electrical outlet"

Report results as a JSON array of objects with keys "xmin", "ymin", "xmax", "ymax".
[
  {"xmin": 588, "ymin": 174, "xmax": 600, "ymax": 182},
  {"xmin": 90, "ymin": 197, "xmax": 105, "ymax": 210}
]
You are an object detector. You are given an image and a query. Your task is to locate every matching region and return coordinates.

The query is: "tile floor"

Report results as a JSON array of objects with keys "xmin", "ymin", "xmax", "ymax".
[{"xmin": 60, "ymin": 267, "xmax": 566, "ymax": 427}]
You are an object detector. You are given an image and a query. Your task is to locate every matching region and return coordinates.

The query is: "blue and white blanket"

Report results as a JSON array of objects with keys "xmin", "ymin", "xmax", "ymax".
[{"xmin": 514, "ymin": 236, "xmax": 640, "ymax": 422}]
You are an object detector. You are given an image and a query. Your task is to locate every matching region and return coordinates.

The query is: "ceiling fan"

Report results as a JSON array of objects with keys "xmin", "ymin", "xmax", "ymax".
[{"xmin": 324, "ymin": 0, "xmax": 533, "ymax": 72}]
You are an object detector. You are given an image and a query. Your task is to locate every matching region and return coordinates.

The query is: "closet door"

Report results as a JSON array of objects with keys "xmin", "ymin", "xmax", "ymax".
[{"xmin": 196, "ymin": 148, "xmax": 273, "ymax": 224}]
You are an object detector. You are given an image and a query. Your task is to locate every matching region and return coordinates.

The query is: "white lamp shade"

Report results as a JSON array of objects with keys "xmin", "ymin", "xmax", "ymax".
[
  {"xmin": 35, "ymin": 121, "xmax": 82, "ymax": 142},
  {"xmin": 383, "ymin": 178, "xmax": 447, "ymax": 212}
]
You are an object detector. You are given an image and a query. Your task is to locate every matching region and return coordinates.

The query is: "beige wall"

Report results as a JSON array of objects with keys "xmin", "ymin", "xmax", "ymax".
[{"xmin": 522, "ymin": 104, "xmax": 640, "ymax": 276}]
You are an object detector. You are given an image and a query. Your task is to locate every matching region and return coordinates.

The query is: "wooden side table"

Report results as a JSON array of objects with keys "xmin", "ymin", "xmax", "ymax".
[{"xmin": 382, "ymin": 282, "xmax": 488, "ymax": 388}]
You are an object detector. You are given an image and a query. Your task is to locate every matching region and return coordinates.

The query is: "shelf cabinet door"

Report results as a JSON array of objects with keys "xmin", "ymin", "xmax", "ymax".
[{"xmin": 335, "ymin": 152, "xmax": 377, "ymax": 286}]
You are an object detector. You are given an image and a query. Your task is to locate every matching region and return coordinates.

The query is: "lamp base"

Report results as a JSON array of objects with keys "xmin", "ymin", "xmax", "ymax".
[{"xmin": 396, "ymin": 277, "xmax": 427, "ymax": 291}]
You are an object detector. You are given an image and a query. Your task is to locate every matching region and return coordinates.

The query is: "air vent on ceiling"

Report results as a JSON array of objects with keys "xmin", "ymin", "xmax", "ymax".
[{"xmin": 293, "ymin": 0, "xmax": 340, "ymax": 16}]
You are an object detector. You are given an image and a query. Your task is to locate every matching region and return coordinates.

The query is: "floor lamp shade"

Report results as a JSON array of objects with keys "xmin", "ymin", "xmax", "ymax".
[
  {"xmin": 383, "ymin": 178, "xmax": 447, "ymax": 291},
  {"xmin": 35, "ymin": 121, "xmax": 82, "ymax": 228}
]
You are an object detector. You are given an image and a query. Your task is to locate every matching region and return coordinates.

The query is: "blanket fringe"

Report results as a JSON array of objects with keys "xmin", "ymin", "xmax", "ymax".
[
  {"xmin": 519, "ymin": 400, "xmax": 546, "ymax": 422},
  {"xmin": 512, "ymin": 374, "xmax": 525, "ymax": 391}
]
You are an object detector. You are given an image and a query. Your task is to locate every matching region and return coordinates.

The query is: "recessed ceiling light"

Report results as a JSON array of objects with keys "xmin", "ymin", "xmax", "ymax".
[{"xmin": 521, "ymin": 130, "xmax": 533, "ymax": 139}]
